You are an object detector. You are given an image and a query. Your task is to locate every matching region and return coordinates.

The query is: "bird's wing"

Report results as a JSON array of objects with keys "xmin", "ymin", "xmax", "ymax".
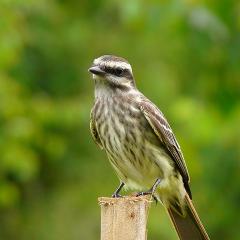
[
  {"xmin": 90, "ymin": 108, "xmax": 103, "ymax": 150},
  {"xmin": 139, "ymin": 98, "xmax": 192, "ymax": 198}
]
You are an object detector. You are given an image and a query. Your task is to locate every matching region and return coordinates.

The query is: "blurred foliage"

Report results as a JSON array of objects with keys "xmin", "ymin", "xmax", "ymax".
[{"xmin": 0, "ymin": 0, "xmax": 239, "ymax": 239}]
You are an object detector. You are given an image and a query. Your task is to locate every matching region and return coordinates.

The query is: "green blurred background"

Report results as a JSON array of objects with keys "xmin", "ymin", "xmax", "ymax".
[{"xmin": 0, "ymin": 0, "xmax": 239, "ymax": 239}]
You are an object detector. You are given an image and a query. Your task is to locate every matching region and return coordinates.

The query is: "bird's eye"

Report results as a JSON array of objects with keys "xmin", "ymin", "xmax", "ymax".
[{"xmin": 115, "ymin": 68, "xmax": 123, "ymax": 76}]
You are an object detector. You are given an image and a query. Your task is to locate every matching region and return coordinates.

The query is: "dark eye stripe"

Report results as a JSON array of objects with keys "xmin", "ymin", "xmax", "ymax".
[
  {"xmin": 101, "ymin": 66, "xmax": 133, "ymax": 79},
  {"xmin": 104, "ymin": 67, "xmax": 124, "ymax": 75},
  {"xmin": 102, "ymin": 66, "xmax": 114, "ymax": 74},
  {"xmin": 115, "ymin": 68, "xmax": 123, "ymax": 76}
]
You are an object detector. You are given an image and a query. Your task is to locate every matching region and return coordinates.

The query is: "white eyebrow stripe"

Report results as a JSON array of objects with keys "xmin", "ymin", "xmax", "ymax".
[
  {"xmin": 93, "ymin": 58, "xmax": 132, "ymax": 73},
  {"xmin": 113, "ymin": 62, "xmax": 132, "ymax": 71},
  {"xmin": 93, "ymin": 58, "xmax": 101, "ymax": 65}
]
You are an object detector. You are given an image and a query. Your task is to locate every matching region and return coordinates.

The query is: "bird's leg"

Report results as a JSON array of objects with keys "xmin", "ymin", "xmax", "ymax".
[
  {"xmin": 112, "ymin": 182, "xmax": 125, "ymax": 198},
  {"xmin": 136, "ymin": 178, "xmax": 161, "ymax": 203}
]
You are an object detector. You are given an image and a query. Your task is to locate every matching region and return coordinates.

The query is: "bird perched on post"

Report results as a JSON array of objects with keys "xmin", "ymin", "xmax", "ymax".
[{"xmin": 89, "ymin": 55, "xmax": 210, "ymax": 240}]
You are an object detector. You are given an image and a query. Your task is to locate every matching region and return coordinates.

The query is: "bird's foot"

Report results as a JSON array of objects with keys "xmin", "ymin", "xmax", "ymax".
[
  {"xmin": 136, "ymin": 178, "xmax": 161, "ymax": 204},
  {"xmin": 111, "ymin": 182, "xmax": 125, "ymax": 198},
  {"xmin": 112, "ymin": 193, "xmax": 122, "ymax": 198},
  {"xmin": 136, "ymin": 191, "xmax": 158, "ymax": 204},
  {"xmin": 136, "ymin": 191, "xmax": 152, "ymax": 197}
]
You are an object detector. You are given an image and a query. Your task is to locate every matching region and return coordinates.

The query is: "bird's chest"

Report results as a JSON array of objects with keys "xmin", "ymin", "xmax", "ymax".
[
  {"xmin": 95, "ymin": 99, "xmax": 145, "ymax": 152},
  {"xmin": 93, "ymin": 97, "xmax": 175, "ymax": 190},
  {"xmin": 94, "ymin": 98, "xmax": 161, "ymax": 180}
]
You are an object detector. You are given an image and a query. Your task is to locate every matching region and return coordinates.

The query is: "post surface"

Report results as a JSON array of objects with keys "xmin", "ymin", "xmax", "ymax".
[{"xmin": 99, "ymin": 196, "xmax": 151, "ymax": 240}]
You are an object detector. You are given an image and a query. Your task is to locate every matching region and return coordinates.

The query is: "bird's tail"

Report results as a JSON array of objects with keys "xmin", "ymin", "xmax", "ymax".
[{"xmin": 167, "ymin": 194, "xmax": 210, "ymax": 240}]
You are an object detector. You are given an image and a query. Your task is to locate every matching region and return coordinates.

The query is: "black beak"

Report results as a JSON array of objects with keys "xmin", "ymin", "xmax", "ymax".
[{"xmin": 88, "ymin": 66, "xmax": 105, "ymax": 75}]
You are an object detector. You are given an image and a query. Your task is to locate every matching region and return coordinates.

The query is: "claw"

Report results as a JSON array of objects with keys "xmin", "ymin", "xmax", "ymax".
[
  {"xmin": 136, "ymin": 191, "xmax": 152, "ymax": 197},
  {"xmin": 112, "ymin": 193, "xmax": 122, "ymax": 198},
  {"xmin": 136, "ymin": 191, "xmax": 158, "ymax": 204},
  {"xmin": 111, "ymin": 182, "xmax": 124, "ymax": 198},
  {"xmin": 135, "ymin": 178, "xmax": 161, "ymax": 204}
]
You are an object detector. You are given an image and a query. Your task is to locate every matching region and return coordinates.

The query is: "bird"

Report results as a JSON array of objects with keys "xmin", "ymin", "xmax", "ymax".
[{"xmin": 88, "ymin": 55, "xmax": 210, "ymax": 240}]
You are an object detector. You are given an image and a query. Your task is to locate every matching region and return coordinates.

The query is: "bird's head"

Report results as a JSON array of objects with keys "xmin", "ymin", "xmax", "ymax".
[{"xmin": 88, "ymin": 55, "xmax": 136, "ymax": 90}]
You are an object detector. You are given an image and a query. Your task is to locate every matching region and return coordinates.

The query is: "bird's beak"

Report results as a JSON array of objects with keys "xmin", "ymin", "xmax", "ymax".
[{"xmin": 88, "ymin": 66, "xmax": 105, "ymax": 75}]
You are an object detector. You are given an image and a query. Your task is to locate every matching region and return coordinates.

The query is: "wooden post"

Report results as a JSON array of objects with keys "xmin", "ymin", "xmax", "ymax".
[{"xmin": 98, "ymin": 196, "xmax": 152, "ymax": 240}]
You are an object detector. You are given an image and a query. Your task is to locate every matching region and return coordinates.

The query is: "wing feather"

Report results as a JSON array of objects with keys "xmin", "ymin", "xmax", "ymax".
[
  {"xmin": 139, "ymin": 98, "xmax": 192, "ymax": 198},
  {"xmin": 90, "ymin": 108, "xmax": 103, "ymax": 150}
]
